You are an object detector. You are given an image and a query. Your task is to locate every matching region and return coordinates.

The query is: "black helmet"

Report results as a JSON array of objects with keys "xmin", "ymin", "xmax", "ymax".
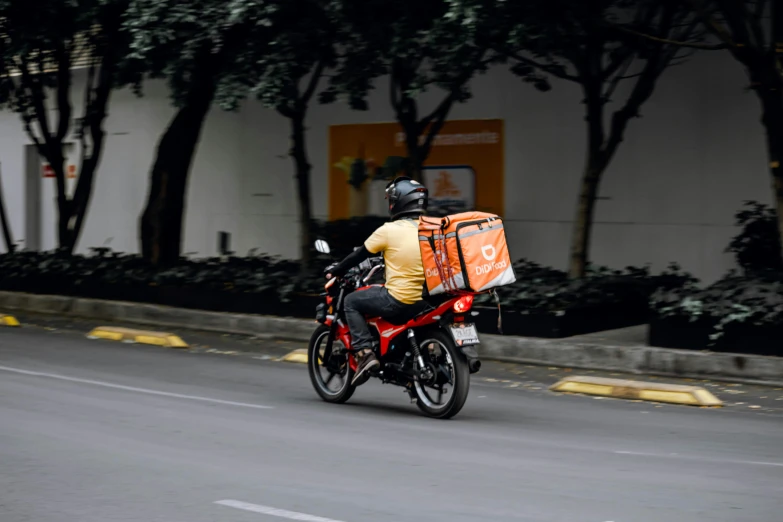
[{"xmin": 385, "ymin": 176, "xmax": 428, "ymax": 219}]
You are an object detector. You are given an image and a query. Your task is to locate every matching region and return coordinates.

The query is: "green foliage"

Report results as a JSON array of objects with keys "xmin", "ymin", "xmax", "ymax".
[
  {"xmin": 375, "ymin": 157, "xmax": 411, "ymax": 181},
  {"xmin": 479, "ymin": 260, "xmax": 696, "ymax": 313},
  {"xmin": 123, "ymin": 0, "xmax": 262, "ymax": 109},
  {"xmin": 347, "ymin": 158, "xmax": 369, "ymax": 190},
  {"xmin": 0, "ymin": 0, "xmax": 132, "ymax": 252},
  {"xmin": 312, "ymin": 216, "xmax": 389, "ymax": 258},
  {"xmin": 0, "ymin": 249, "xmax": 325, "ymax": 312},
  {"xmin": 450, "ymin": 0, "xmax": 702, "ymax": 278},
  {"xmin": 0, "ymin": 247, "xmax": 698, "ymax": 319},
  {"xmin": 227, "ymin": 0, "xmax": 339, "ymax": 114},
  {"xmin": 323, "ymin": 0, "xmax": 505, "ymax": 159},
  {"xmin": 726, "ymin": 201, "xmax": 783, "ymax": 275},
  {"xmin": 651, "ymin": 272, "xmax": 783, "ymax": 343},
  {"xmin": 0, "ymin": 0, "xmax": 130, "ymax": 107},
  {"xmin": 463, "ymin": 0, "xmax": 701, "ymax": 92}
]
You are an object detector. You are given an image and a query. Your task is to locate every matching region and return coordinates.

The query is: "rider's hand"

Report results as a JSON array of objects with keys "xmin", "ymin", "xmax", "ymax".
[{"xmin": 324, "ymin": 263, "xmax": 337, "ymax": 280}]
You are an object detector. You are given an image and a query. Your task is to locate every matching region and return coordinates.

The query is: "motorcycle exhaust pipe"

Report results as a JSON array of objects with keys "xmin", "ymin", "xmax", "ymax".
[{"xmin": 460, "ymin": 346, "xmax": 481, "ymax": 374}]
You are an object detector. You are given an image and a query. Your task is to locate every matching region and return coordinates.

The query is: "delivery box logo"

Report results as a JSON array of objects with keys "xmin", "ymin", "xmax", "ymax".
[{"xmin": 481, "ymin": 244, "xmax": 496, "ymax": 261}]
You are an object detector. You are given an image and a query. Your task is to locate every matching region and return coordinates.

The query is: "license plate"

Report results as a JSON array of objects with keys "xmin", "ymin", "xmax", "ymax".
[{"xmin": 449, "ymin": 323, "xmax": 480, "ymax": 345}]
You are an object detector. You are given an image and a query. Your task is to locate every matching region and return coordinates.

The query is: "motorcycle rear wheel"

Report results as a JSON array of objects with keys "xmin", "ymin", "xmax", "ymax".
[
  {"xmin": 308, "ymin": 325, "xmax": 356, "ymax": 404},
  {"xmin": 413, "ymin": 330, "xmax": 470, "ymax": 419}
]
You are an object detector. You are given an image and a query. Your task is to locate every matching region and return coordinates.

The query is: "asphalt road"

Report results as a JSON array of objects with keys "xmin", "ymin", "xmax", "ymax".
[{"xmin": 1, "ymin": 325, "xmax": 782, "ymax": 522}]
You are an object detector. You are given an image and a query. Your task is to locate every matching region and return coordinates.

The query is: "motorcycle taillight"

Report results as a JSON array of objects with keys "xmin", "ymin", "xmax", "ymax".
[{"xmin": 453, "ymin": 295, "xmax": 474, "ymax": 314}]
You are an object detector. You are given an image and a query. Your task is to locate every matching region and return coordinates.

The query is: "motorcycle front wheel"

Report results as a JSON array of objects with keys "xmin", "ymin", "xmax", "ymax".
[
  {"xmin": 308, "ymin": 325, "xmax": 356, "ymax": 404},
  {"xmin": 413, "ymin": 330, "xmax": 470, "ymax": 419}
]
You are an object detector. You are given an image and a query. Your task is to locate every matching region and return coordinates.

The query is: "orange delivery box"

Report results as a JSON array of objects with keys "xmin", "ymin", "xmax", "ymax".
[{"xmin": 418, "ymin": 212, "xmax": 516, "ymax": 295}]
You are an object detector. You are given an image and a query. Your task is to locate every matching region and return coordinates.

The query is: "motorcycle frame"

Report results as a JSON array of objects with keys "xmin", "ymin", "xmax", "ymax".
[{"xmin": 321, "ymin": 281, "xmax": 464, "ymax": 373}]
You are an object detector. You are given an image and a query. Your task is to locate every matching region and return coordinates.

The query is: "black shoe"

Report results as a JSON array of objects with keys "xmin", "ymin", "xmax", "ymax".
[{"xmin": 351, "ymin": 349, "xmax": 380, "ymax": 386}]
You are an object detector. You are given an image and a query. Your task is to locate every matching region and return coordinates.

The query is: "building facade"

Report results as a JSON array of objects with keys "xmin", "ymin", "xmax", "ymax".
[{"xmin": 0, "ymin": 50, "xmax": 771, "ymax": 283}]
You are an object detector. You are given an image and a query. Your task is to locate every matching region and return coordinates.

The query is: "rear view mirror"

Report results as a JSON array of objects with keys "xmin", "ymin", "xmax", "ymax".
[{"xmin": 314, "ymin": 240, "xmax": 331, "ymax": 254}]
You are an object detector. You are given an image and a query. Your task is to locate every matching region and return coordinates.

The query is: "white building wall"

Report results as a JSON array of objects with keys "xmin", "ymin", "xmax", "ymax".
[{"xmin": 0, "ymin": 50, "xmax": 772, "ymax": 283}]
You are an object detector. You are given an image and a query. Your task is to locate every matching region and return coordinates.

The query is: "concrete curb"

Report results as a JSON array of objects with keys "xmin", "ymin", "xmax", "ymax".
[
  {"xmin": 87, "ymin": 326, "xmax": 189, "ymax": 348},
  {"xmin": 0, "ymin": 291, "xmax": 314, "ymax": 341},
  {"xmin": 1, "ymin": 314, "xmax": 20, "ymax": 326},
  {"xmin": 281, "ymin": 348, "xmax": 309, "ymax": 364},
  {"xmin": 1, "ymin": 291, "xmax": 781, "ymax": 385},
  {"xmin": 550, "ymin": 375, "xmax": 723, "ymax": 407}
]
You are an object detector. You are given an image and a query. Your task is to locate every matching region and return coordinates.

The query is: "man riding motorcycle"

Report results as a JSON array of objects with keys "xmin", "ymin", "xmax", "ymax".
[{"xmin": 325, "ymin": 176, "xmax": 429, "ymax": 386}]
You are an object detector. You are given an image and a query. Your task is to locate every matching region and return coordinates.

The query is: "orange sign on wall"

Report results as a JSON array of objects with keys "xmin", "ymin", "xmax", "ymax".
[{"xmin": 328, "ymin": 119, "xmax": 504, "ymax": 220}]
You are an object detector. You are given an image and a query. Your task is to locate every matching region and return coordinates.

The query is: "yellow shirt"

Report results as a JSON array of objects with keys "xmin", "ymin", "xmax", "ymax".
[{"xmin": 364, "ymin": 219, "xmax": 425, "ymax": 304}]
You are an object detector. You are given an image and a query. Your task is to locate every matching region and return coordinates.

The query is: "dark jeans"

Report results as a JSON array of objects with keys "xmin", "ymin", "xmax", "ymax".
[{"xmin": 344, "ymin": 286, "xmax": 425, "ymax": 351}]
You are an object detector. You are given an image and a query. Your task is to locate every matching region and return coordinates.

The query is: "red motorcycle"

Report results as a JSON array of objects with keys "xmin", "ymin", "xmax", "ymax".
[{"xmin": 308, "ymin": 240, "xmax": 482, "ymax": 419}]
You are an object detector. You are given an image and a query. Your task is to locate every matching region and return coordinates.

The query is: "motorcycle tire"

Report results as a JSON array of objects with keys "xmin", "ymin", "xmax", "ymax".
[
  {"xmin": 307, "ymin": 324, "xmax": 356, "ymax": 404},
  {"xmin": 413, "ymin": 329, "xmax": 471, "ymax": 419}
]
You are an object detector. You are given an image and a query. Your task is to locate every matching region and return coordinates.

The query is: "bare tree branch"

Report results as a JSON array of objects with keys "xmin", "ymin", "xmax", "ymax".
[
  {"xmin": 772, "ymin": 0, "xmax": 783, "ymax": 68},
  {"xmin": 668, "ymin": 48, "xmax": 698, "ymax": 67},
  {"xmin": 689, "ymin": 0, "xmax": 741, "ymax": 47},
  {"xmin": 603, "ymin": 55, "xmax": 634, "ymax": 102},
  {"xmin": 390, "ymin": 61, "xmax": 419, "ymax": 126},
  {"xmin": 602, "ymin": 48, "xmax": 635, "ymax": 80},
  {"xmin": 506, "ymin": 50, "xmax": 579, "ymax": 82},
  {"xmin": 754, "ymin": 0, "xmax": 768, "ymax": 21},
  {"xmin": 419, "ymin": 94, "xmax": 454, "ymax": 161},
  {"xmin": 389, "ymin": 64, "xmax": 402, "ymax": 114},
  {"xmin": 300, "ymin": 59, "xmax": 325, "ymax": 105},
  {"xmin": 17, "ymin": 56, "xmax": 54, "ymax": 146},
  {"xmin": 70, "ymin": 38, "xmax": 117, "ymax": 251},
  {"xmin": 614, "ymin": 24, "xmax": 728, "ymax": 49},
  {"xmin": 54, "ymin": 42, "xmax": 72, "ymax": 142},
  {"xmin": 276, "ymin": 105, "xmax": 295, "ymax": 119},
  {"xmin": 5, "ymin": 70, "xmax": 45, "ymax": 152},
  {"xmin": 418, "ymin": 89, "xmax": 456, "ymax": 133},
  {"xmin": 742, "ymin": 0, "xmax": 768, "ymax": 48},
  {"xmin": 76, "ymin": 57, "xmax": 98, "ymax": 180},
  {"xmin": 655, "ymin": 15, "xmax": 702, "ymax": 73},
  {"xmin": 21, "ymin": 115, "xmax": 44, "ymax": 151},
  {"xmin": 419, "ymin": 50, "xmax": 490, "ymax": 132},
  {"xmin": 81, "ymin": 56, "xmax": 98, "ymax": 137},
  {"xmin": 600, "ymin": 2, "xmax": 680, "ymax": 164}
]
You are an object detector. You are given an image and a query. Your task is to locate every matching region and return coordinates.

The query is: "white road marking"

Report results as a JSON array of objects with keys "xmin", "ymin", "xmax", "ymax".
[
  {"xmin": 215, "ymin": 499, "xmax": 345, "ymax": 522},
  {"xmin": 0, "ymin": 365, "xmax": 273, "ymax": 410},
  {"xmin": 614, "ymin": 450, "xmax": 783, "ymax": 468}
]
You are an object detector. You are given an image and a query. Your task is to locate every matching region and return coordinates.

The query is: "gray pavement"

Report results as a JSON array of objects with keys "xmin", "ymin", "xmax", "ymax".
[{"xmin": 1, "ymin": 324, "xmax": 782, "ymax": 522}]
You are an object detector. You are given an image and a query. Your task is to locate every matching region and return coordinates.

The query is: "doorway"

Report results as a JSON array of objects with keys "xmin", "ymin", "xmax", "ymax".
[{"xmin": 24, "ymin": 143, "xmax": 77, "ymax": 251}]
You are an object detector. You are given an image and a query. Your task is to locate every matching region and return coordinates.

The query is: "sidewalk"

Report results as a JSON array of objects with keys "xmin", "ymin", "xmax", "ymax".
[{"xmin": 1, "ymin": 291, "xmax": 782, "ymax": 386}]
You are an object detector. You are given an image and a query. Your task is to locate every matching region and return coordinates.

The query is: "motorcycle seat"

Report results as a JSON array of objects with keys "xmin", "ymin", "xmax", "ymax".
[{"xmin": 382, "ymin": 300, "xmax": 434, "ymax": 326}]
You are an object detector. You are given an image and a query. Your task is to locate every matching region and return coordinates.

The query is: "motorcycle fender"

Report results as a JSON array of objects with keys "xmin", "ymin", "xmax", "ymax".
[
  {"xmin": 460, "ymin": 346, "xmax": 481, "ymax": 374},
  {"xmin": 460, "ymin": 346, "xmax": 479, "ymax": 359}
]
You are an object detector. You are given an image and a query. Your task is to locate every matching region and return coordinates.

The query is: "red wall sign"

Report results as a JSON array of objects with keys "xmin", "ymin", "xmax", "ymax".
[{"xmin": 42, "ymin": 164, "xmax": 77, "ymax": 179}]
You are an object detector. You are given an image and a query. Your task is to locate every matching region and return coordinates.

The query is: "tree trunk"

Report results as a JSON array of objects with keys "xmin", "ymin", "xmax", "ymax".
[
  {"xmin": 48, "ymin": 151, "xmax": 71, "ymax": 251},
  {"xmin": 139, "ymin": 80, "xmax": 216, "ymax": 266},
  {"xmin": 569, "ymin": 69, "xmax": 606, "ymax": 279},
  {"xmin": 65, "ymin": 63, "xmax": 115, "ymax": 255},
  {"xmin": 290, "ymin": 111, "xmax": 314, "ymax": 271},
  {"xmin": 0, "ymin": 165, "xmax": 15, "ymax": 253},
  {"xmin": 401, "ymin": 121, "xmax": 423, "ymax": 181},
  {"xmin": 756, "ymin": 88, "xmax": 783, "ymax": 264},
  {"xmin": 65, "ymin": 136, "xmax": 104, "ymax": 254},
  {"xmin": 569, "ymin": 155, "xmax": 605, "ymax": 278}
]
